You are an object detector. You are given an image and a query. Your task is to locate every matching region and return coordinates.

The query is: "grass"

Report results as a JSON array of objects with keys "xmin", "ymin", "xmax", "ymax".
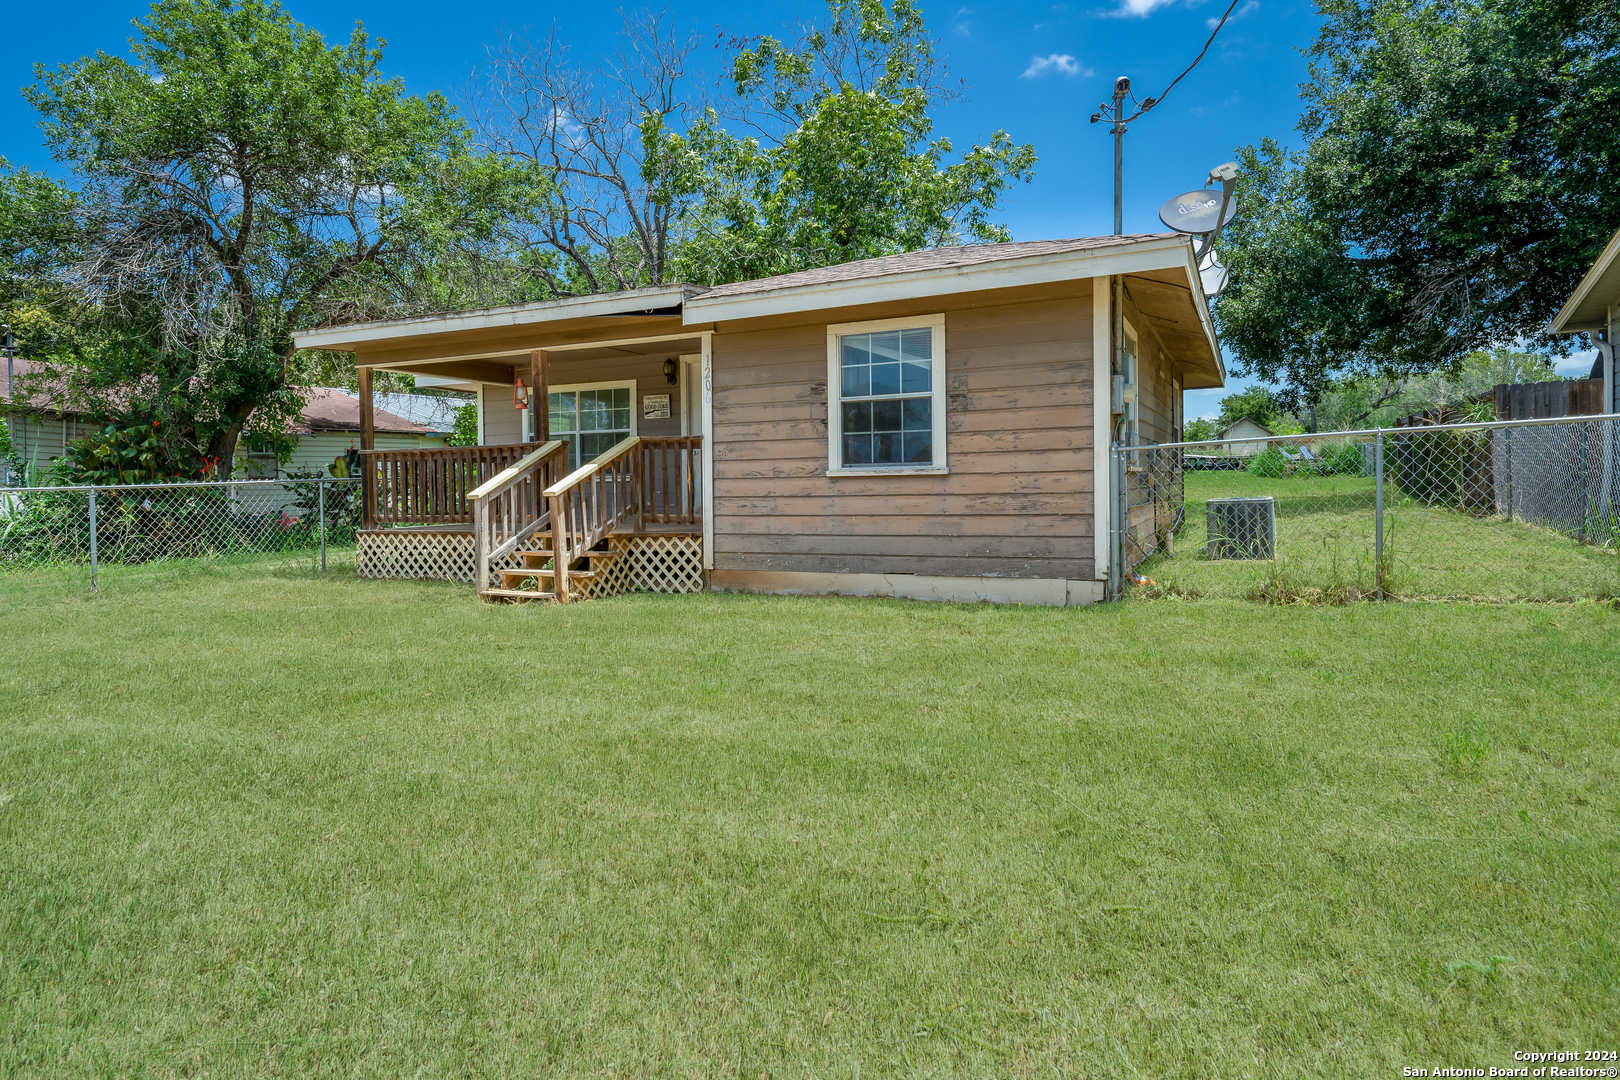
[
  {"xmin": 1, "ymin": 564, "xmax": 1618, "ymax": 1077},
  {"xmin": 1137, "ymin": 471, "xmax": 1620, "ymax": 602}
]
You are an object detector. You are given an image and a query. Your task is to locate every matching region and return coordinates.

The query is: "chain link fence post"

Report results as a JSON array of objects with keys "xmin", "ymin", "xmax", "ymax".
[
  {"xmin": 1111, "ymin": 442, "xmax": 1126, "ymax": 602},
  {"xmin": 318, "ymin": 477, "xmax": 327, "ymax": 572},
  {"xmin": 1374, "ymin": 431, "xmax": 1385, "ymax": 600},
  {"xmin": 87, "ymin": 484, "xmax": 99, "ymax": 593},
  {"xmin": 1503, "ymin": 427, "xmax": 1513, "ymax": 520}
]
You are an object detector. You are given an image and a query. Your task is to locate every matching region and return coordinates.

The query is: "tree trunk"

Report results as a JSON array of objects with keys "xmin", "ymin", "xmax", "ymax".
[{"xmin": 207, "ymin": 425, "xmax": 243, "ymax": 480}]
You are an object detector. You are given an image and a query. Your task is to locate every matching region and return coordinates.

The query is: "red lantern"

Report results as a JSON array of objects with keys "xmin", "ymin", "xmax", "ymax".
[{"xmin": 513, "ymin": 378, "xmax": 529, "ymax": 410}]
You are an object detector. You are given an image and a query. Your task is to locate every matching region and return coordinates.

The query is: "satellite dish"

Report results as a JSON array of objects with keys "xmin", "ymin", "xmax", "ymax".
[
  {"xmin": 1159, "ymin": 189, "xmax": 1238, "ymax": 234},
  {"xmin": 1198, "ymin": 250, "xmax": 1229, "ymax": 296}
]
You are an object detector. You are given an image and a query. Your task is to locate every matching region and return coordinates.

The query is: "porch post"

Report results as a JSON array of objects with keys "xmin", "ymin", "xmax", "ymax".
[
  {"xmin": 531, "ymin": 350, "xmax": 548, "ymax": 442},
  {"xmin": 358, "ymin": 366, "xmax": 375, "ymax": 451},
  {"xmin": 358, "ymin": 365, "xmax": 375, "ymax": 529}
]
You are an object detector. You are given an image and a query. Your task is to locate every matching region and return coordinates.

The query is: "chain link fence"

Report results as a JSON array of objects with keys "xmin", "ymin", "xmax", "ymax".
[
  {"xmin": 1113, "ymin": 414, "xmax": 1620, "ymax": 602},
  {"xmin": 0, "ymin": 477, "xmax": 361, "ymax": 588}
]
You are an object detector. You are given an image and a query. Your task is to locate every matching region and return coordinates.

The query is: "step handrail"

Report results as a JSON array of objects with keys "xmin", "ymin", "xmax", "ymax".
[
  {"xmin": 541, "ymin": 436, "xmax": 642, "ymax": 498},
  {"xmin": 542, "ymin": 435, "xmax": 643, "ymax": 603},
  {"xmin": 468, "ymin": 440, "xmax": 568, "ymax": 593},
  {"xmin": 469, "ymin": 440, "xmax": 566, "ymax": 502}
]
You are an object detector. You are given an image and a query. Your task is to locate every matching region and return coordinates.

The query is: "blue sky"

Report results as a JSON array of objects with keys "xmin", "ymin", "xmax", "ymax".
[{"xmin": 1, "ymin": 0, "xmax": 1595, "ymax": 416}]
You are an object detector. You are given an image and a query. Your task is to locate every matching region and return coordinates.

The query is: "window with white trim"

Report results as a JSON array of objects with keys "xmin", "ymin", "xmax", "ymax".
[
  {"xmin": 544, "ymin": 381, "xmax": 637, "ymax": 470},
  {"xmin": 827, "ymin": 315, "xmax": 946, "ymax": 473}
]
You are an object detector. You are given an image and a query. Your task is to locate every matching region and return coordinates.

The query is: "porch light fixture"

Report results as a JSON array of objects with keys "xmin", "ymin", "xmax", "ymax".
[
  {"xmin": 513, "ymin": 378, "xmax": 529, "ymax": 410},
  {"xmin": 662, "ymin": 357, "xmax": 678, "ymax": 386}
]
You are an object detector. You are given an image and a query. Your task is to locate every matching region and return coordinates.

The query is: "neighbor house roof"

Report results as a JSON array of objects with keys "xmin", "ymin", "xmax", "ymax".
[
  {"xmin": 1549, "ymin": 224, "xmax": 1620, "ymax": 335},
  {"xmin": 1, "ymin": 358, "xmax": 83, "ymax": 416},
  {"xmin": 293, "ymin": 388, "xmax": 429, "ymax": 436},
  {"xmin": 349, "ymin": 391, "xmax": 465, "ymax": 434},
  {"xmin": 1219, "ymin": 417, "xmax": 1275, "ymax": 439}
]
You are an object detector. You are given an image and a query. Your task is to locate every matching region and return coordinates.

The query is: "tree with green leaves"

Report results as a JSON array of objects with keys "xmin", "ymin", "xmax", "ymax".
[
  {"xmin": 8, "ymin": 0, "xmax": 532, "ymax": 473},
  {"xmin": 656, "ymin": 0, "xmax": 1037, "ymax": 283},
  {"xmin": 472, "ymin": 0, "xmax": 1037, "ymax": 291},
  {"xmin": 1214, "ymin": 0, "xmax": 1620, "ymax": 401},
  {"xmin": 1214, "ymin": 385, "xmax": 1289, "ymax": 432}
]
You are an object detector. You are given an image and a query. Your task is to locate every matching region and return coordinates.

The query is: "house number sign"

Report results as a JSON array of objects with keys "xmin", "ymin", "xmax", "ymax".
[{"xmin": 643, "ymin": 394, "xmax": 672, "ymax": 419}]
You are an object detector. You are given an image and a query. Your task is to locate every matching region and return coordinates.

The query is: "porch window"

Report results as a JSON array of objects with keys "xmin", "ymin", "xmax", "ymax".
[
  {"xmin": 547, "ymin": 382, "xmax": 636, "ymax": 470},
  {"xmin": 826, "ymin": 314, "xmax": 947, "ymax": 475}
]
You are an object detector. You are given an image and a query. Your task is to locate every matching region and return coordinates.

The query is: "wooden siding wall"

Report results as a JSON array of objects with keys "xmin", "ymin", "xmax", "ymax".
[
  {"xmin": 710, "ymin": 284, "xmax": 1097, "ymax": 580},
  {"xmin": 5, "ymin": 414, "xmax": 96, "ymax": 472},
  {"xmin": 478, "ymin": 355, "xmax": 691, "ymax": 446},
  {"xmin": 1125, "ymin": 292, "xmax": 1179, "ymax": 445}
]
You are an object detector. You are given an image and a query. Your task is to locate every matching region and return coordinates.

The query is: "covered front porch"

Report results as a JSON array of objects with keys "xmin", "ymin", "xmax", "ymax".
[{"xmin": 314, "ymin": 294, "xmax": 710, "ymax": 602}]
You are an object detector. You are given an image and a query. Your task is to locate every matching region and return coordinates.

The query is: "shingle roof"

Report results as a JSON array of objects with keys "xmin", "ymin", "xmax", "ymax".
[
  {"xmin": 294, "ymin": 388, "xmax": 428, "ymax": 435},
  {"xmin": 346, "ymin": 391, "xmax": 466, "ymax": 434},
  {"xmin": 692, "ymin": 235, "xmax": 1179, "ymax": 299},
  {"xmin": 0, "ymin": 359, "xmax": 71, "ymax": 414}
]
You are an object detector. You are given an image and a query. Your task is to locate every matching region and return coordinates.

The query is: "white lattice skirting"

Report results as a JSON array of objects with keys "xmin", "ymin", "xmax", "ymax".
[
  {"xmin": 621, "ymin": 535, "xmax": 706, "ymax": 594},
  {"xmin": 357, "ymin": 530, "xmax": 519, "ymax": 585},
  {"xmin": 356, "ymin": 529, "xmax": 704, "ymax": 597}
]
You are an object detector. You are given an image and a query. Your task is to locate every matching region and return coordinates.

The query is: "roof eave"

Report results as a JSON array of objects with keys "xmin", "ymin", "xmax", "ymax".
[
  {"xmin": 1548, "ymin": 225, "xmax": 1620, "ymax": 335},
  {"xmin": 682, "ymin": 236, "xmax": 1197, "ymax": 324},
  {"xmin": 291, "ymin": 285, "xmax": 698, "ymax": 352}
]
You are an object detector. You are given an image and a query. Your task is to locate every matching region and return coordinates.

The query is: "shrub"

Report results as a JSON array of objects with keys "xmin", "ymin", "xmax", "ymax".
[
  {"xmin": 1310, "ymin": 442, "xmax": 1367, "ymax": 477},
  {"xmin": 1246, "ymin": 446, "xmax": 1290, "ymax": 478}
]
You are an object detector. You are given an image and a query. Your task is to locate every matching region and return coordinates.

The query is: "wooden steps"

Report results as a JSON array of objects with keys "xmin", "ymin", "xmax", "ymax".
[
  {"xmin": 482, "ymin": 587, "xmax": 558, "ymax": 601},
  {"xmin": 483, "ymin": 545, "xmax": 621, "ymax": 603}
]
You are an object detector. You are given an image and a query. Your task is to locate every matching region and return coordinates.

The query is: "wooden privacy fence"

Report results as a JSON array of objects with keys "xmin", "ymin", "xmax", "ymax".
[
  {"xmin": 360, "ymin": 444, "xmax": 531, "ymax": 527},
  {"xmin": 1492, "ymin": 377, "xmax": 1605, "ymax": 421}
]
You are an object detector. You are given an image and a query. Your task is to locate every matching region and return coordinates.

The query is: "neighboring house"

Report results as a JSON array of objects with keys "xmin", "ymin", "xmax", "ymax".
[
  {"xmin": 1, "ymin": 368, "xmax": 443, "ymax": 483},
  {"xmin": 0, "ymin": 359, "xmax": 99, "ymax": 483},
  {"xmin": 240, "ymin": 388, "xmax": 445, "ymax": 478},
  {"xmin": 292, "ymin": 233, "xmax": 1226, "ymax": 606},
  {"xmin": 1549, "ymin": 222, "xmax": 1619, "ymax": 415},
  {"xmin": 1217, "ymin": 417, "xmax": 1275, "ymax": 457}
]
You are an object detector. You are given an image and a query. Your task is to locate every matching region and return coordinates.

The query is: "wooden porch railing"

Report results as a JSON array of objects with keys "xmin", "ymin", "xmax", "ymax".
[
  {"xmin": 467, "ymin": 440, "xmax": 569, "ymax": 593},
  {"xmin": 359, "ymin": 444, "xmax": 532, "ymax": 528},
  {"xmin": 637, "ymin": 436, "xmax": 703, "ymax": 527},
  {"xmin": 542, "ymin": 436, "xmax": 703, "ymax": 603}
]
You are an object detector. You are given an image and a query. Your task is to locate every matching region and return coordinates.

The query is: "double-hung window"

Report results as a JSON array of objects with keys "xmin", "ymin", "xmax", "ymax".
[
  {"xmin": 544, "ymin": 382, "xmax": 636, "ymax": 470},
  {"xmin": 827, "ymin": 315, "xmax": 947, "ymax": 474}
]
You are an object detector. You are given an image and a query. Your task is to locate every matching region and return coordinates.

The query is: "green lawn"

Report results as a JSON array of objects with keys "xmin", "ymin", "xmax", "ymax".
[
  {"xmin": 2, "ymin": 566, "xmax": 1617, "ymax": 1077},
  {"xmin": 1138, "ymin": 471, "xmax": 1620, "ymax": 602}
]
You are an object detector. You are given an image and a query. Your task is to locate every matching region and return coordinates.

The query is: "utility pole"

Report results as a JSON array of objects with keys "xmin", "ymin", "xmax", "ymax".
[
  {"xmin": 1110, "ymin": 77, "xmax": 1129, "ymax": 236},
  {"xmin": 1090, "ymin": 0, "xmax": 1243, "ymax": 235}
]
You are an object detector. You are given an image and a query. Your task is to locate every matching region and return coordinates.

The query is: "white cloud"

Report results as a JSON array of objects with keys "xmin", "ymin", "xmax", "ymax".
[
  {"xmin": 1022, "ymin": 53, "xmax": 1090, "ymax": 78},
  {"xmin": 1114, "ymin": 0, "xmax": 1177, "ymax": 16},
  {"xmin": 1209, "ymin": 0, "xmax": 1258, "ymax": 28}
]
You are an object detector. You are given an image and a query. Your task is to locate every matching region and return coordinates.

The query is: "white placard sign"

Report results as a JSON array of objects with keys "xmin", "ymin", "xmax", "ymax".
[{"xmin": 642, "ymin": 394, "xmax": 672, "ymax": 420}]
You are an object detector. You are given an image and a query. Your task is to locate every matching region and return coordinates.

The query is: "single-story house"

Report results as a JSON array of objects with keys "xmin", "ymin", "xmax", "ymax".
[
  {"xmin": 1548, "ymin": 222, "xmax": 1619, "ymax": 415},
  {"xmin": 1217, "ymin": 417, "xmax": 1275, "ymax": 457},
  {"xmin": 1, "ymin": 359, "xmax": 98, "ymax": 483},
  {"xmin": 291, "ymin": 233, "xmax": 1226, "ymax": 605}
]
